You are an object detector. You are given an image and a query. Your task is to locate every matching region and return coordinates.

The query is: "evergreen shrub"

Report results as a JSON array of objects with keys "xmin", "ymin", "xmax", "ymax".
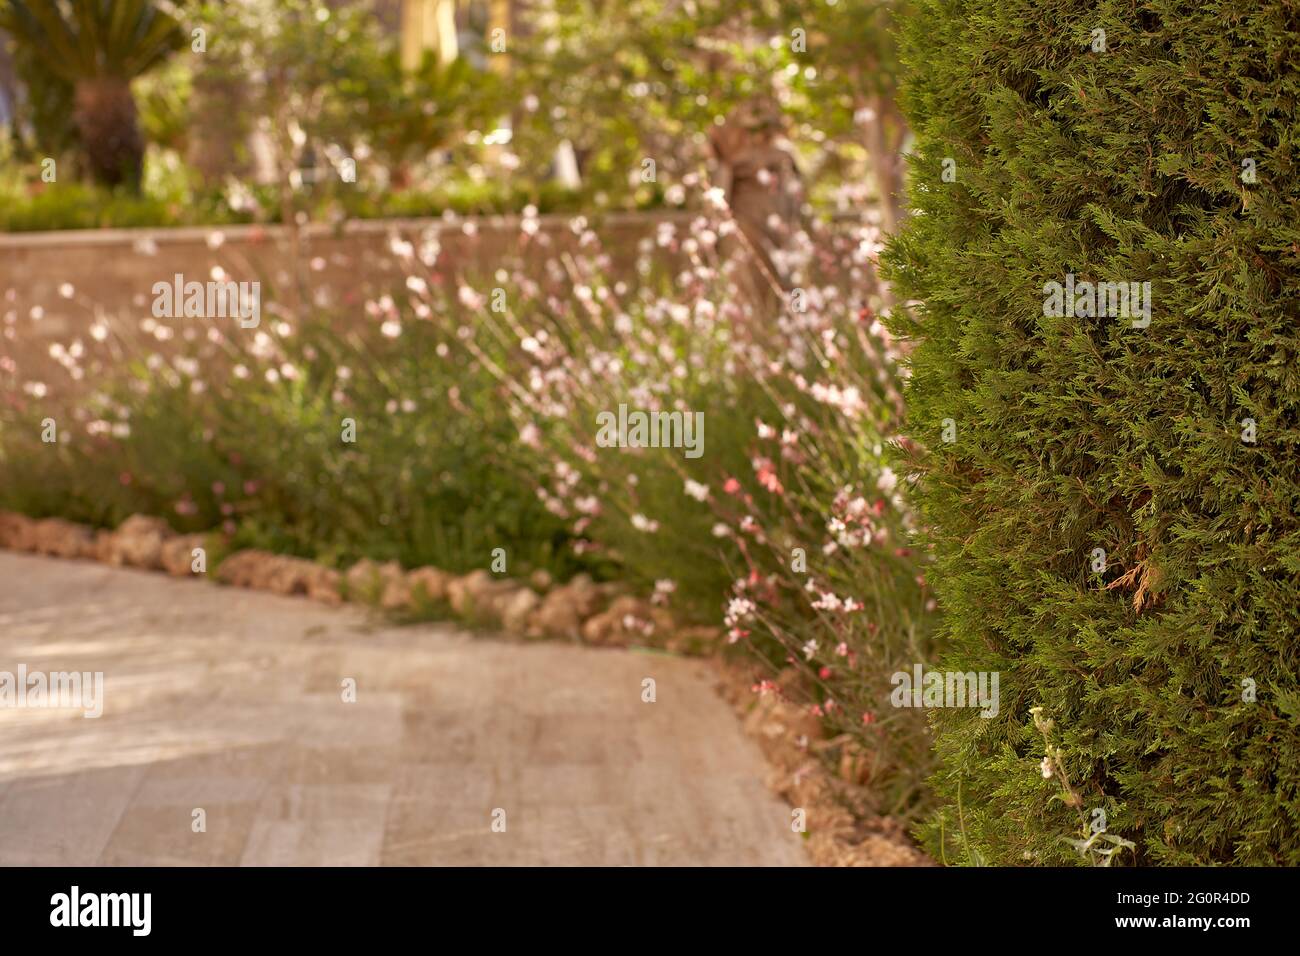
[{"xmin": 886, "ymin": 0, "xmax": 1300, "ymax": 864}]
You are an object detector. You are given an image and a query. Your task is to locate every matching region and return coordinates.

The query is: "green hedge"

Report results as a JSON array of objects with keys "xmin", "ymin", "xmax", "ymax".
[
  {"xmin": 885, "ymin": 0, "xmax": 1300, "ymax": 864},
  {"xmin": 0, "ymin": 180, "xmax": 634, "ymax": 233}
]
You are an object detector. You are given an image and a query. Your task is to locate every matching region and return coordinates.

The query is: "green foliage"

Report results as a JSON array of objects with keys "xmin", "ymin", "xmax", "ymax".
[
  {"xmin": 0, "ymin": 307, "xmax": 587, "ymax": 579},
  {"xmin": 5, "ymin": 40, "xmax": 79, "ymax": 163},
  {"xmin": 0, "ymin": 0, "xmax": 184, "ymax": 83},
  {"xmin": 193, "ymin": 0, "xmax": 389, "ymax": 197},
  {"xmin": 0, "ymin": 178, "xmax": 209, "ymax": 230},
  {"xmin": 335, "ymin": 179, "xmax": 592, "ymax": 220},
  {"xmin": 885, "ymin": 0, "xmax": 1300, "ymax": 864},
  {"xmin": 134, "ymin": 57, "xmax": 194, "ymax": 154},
  {"xmin": 347, "ymin": 49, "xmax": 505, "ymax": 182},
  {"xmin": 509, "ymin": 0, "xmax": 906, "ymax": 209},
  {"xmin": 171, "ymin": 0, "xmax": 524, "ymax": 223},
  {"xmin": 0, "ymin": 173, "xmax": 614, "ymax": 231},
  {"xmin": 0, "ymin": 0, "xmax": 186, "ymax": 189}
]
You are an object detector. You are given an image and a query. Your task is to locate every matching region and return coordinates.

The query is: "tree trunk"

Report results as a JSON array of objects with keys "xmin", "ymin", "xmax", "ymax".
[
  {"xmin": 709, "ymin": 102, "xmax": 806, "ymax": 301},
  {"xmin": 73, "ymin": 77, "xmax": 144, "ymax": 192}
]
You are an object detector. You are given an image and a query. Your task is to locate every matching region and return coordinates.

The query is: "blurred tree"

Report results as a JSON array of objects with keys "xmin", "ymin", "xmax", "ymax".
[
  {"xmin": 762, "ymin": 0, "xmax": 910, "ymax": 229},
  {"xmin": 508, "ymin": 0, "xmax": 909, "ymax": 226},
  {"xmin": 196, "ymin": 0, "xmax": 503, "ymax": 198},
  {"xmin": 359, "ymin": 49, "xmax": 504, "ymax": 188},
  {"xmin": 135, "ymin": 56, "xmax": 193, "ymax": 156},
  {"xmin": 401, "ymin": 0, "xmax": 459, "ymax": 68},
  {"xmin": 0, "ymin": 0, "xmax": 186, "ymax": 191},
  {"xmin": 3, "ymin": 41, "xmax": 79, "ymax": 169}
]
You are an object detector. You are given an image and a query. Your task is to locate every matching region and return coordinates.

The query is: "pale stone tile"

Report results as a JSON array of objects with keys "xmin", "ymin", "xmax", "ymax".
[
  {"xmin": 0, "ymin": 765, "xmax": 146, "ymax": 865},
  {"xmin": 100, "ymin": 800, "xmax": 260, "ymax": 866},
  {"xmin": 241, "ymin": 820, "xmax": 384, "ymax": 867},
  {"xmin": 242, "ymin": 782, "xmax": 392, "ymax": 866},
  {"xmin": 0, "ymin": 552, "xmax": 811, "ymax": 867}
]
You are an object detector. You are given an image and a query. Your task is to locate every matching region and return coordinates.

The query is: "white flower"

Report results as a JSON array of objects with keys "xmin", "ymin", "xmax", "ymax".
[
  {"xmin": 876, "ymin": 467, "xmax": 898, "ymax": 494},
  {"xmin": 458, "ymin": 286, "xmax": 484, "ymax": 310},
  {"xmin": 1040, "ymin": 757, "xmax": 1053, "ymax": 779},
  {"xmin": 630, "ymin": 513, "xmax": 659, "ymax": 533},
  {"xmin": 725, "ymin": 597, "xmax": 756, "ymax": 626},
  {"xmin": 812, "ymin": 592, "xmax": 843, "ymax": 612},
  {"xmin": 802, "ymin": 639, "xmax": 819, "ymax": 660},
  {"xmin": 684, "ymin": 479, "xmax": 709, "ymax": 502}
]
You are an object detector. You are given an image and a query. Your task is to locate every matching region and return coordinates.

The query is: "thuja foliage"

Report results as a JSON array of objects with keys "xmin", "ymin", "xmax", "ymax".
[{"xmin": 885, "ymin": 0, "xmax": 1300, "ymax": 864}]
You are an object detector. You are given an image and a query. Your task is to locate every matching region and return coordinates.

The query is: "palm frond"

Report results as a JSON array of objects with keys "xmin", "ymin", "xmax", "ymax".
[{"xmin": 0, "ymin": 0, "xmax": 184, "ymax": 81}]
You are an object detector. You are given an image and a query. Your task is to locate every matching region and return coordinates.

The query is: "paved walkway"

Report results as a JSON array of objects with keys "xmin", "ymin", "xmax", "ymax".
[{"xmin": 0, "ymin": 553, "xmax": 806, "ymax": 866}]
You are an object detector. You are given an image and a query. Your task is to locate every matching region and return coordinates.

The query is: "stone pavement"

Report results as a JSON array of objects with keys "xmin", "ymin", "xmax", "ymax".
[{"xmin": 0, "ymin": 552, "xmax": 807, "ymax": 866}]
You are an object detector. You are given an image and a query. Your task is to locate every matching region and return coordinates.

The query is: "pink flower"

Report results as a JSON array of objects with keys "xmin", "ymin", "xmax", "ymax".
[
  {"xmin": 723, "ymin": 477, "xmax": 741, "ymax": 495},
  {"xmin": 756, "ymin": 463, "xmax": 784, "ymax": 495}
]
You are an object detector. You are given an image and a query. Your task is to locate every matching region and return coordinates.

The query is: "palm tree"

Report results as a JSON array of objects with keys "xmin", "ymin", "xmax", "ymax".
[{"xmin": 0, "ymin": 0, "xmax": 185, "ymax": 191}]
